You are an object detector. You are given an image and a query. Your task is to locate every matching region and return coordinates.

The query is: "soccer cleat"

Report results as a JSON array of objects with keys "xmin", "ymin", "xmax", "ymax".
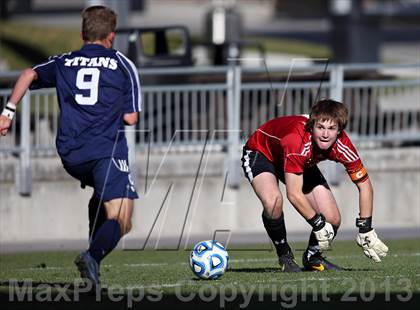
[
  {"xmin": 278, "ymin": 252, "xmax": 302, "ymax": 272},
  {"xmin": 302, "ymin": 250, "xmax": 342, "ymax": 271},
  {"xmin": 74, "ymin": 251, "xmax": 101, "ymax": 291}
]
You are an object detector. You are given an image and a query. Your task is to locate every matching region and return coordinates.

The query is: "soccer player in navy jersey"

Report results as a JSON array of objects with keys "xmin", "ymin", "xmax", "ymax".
[
  {"xmin": 0, "ymin": 6, "xmax": 140, "ymax": 289},
  {"xmin": 241, "ymin": 100, "xmax": 388, "ymax": 272}
]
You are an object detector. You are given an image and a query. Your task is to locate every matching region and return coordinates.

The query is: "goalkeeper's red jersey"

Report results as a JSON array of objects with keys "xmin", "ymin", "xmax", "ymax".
[{"xmin": 245, "ymin": 115, "xmax": 368, "ymax": 183}]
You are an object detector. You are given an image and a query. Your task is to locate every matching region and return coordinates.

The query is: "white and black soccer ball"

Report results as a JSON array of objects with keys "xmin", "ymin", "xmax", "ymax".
[{"xmin": 189, "ymin": 240, "xmax": 229, "ymax": 280}]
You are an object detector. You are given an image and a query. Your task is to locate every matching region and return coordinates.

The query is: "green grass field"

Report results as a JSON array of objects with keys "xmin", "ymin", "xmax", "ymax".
[{"xmin": 1, "ymin": 239, "xmax": 419, "ymax": 308}]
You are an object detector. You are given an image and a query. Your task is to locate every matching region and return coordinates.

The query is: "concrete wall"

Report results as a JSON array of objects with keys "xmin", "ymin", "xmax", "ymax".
[{"xmin": 0, "ymin": 147, "xmax": 419, "ymax": 252}]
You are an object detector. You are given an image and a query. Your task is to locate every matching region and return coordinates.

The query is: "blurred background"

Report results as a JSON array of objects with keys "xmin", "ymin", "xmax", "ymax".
[
  {"xmin": 0, "ymin": 0, "xmax": 419, "ymax": 252},
  {"xmin": 1, "ymin": 0, "xmax": 420, "ymax": 69}
]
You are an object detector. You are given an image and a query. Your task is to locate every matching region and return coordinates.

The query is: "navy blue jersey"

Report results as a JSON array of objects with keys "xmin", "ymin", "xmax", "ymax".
[{"xmin": 30, "ymin": 44, "xmax": 141, "ymax": 165}]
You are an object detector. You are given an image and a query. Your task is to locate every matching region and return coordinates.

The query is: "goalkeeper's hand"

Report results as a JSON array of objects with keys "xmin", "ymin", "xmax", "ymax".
[
  {"xmin": 307, "ymin": 213, "xmax": 335, "ymax": 251},
  {"xmin": 314, "ymin": 222, "xmax": 334, "ymax": 251},
  {"xmin": 356, "ymin": 229, "xmax": 388, "ymax": 262}
]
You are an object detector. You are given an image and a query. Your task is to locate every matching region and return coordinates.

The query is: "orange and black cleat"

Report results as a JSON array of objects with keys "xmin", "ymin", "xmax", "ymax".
[{"xmin": 302, "ymin": 250, "xmax": 342, "ymax": 271}]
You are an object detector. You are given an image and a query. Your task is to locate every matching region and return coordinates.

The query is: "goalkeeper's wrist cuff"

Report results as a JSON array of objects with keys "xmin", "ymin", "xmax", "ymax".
[
  {"xmin": 307, "ymin": 213, "xmax": 326, "ymax": 231},
  {"xmin": 356, "ymin": 216, "xmax": 373, "ymax": 233},
  {"xmin": 1, "ymin": 102, "xmax": 16, "ymax": 120}
]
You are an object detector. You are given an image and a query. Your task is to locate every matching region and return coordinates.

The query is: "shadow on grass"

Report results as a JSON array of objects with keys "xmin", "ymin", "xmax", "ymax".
[{"xmin": 340, "ymin": 267, "xmax": 375, "ymax": 272}]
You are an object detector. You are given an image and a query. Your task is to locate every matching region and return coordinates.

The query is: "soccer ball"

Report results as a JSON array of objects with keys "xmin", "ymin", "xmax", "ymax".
[{"xmin": 189, "ymin": 240, "xmax": 229, "ymax": 279}]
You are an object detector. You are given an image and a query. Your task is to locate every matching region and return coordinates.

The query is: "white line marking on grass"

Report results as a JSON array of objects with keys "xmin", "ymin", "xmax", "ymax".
[
  {"xmin": 16, "ymin": 266, "xmax": 74, "ymax": 271},
  {"xmin": 391, "ymin": 252, "xmax": 420, "ymax": 257},
  {"xmin": 126, "ymin": 283, "xmax": 186, "ymax": 289},
  {"xmin": 229, "ymin": 258, "xmax": 278, "ymax": 263},
  {"xmin": 122, "ymin": 263, "xmax": 169, "ymax": 267}
]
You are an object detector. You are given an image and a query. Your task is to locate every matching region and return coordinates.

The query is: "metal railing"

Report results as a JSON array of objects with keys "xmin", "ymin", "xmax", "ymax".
[{"xmin": 1, "ymin": 63, "xmax": 419, "ymax": 195}]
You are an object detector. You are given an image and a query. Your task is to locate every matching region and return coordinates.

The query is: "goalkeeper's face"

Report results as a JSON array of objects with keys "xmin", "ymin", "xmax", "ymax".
[{"xmin": 312, "ymin": 119, "xmax": 339, "ymax": 150}]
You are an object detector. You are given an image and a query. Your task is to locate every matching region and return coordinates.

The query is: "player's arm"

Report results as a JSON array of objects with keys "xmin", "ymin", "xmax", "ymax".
[
  {"xmin": 338, "ymin": 133, "xmax": 389, "ymax": 262},
  {"xmin": 285, "ymin": 172, "xmax": 335, "ymax": 250},
  {"xmin": 352, "ymin": 173, "xmax": 389, "ymax": 262},
  {"xmin": 356, "ymin": 177, "xmax": 373, "ymax": 218},
  {"xmin": 0, "ymin": 68, "xmax": 38, "ymax": 136},
  {"xmin": 123, "ymin": 112, "xmax": 138, "ymax": 125}
]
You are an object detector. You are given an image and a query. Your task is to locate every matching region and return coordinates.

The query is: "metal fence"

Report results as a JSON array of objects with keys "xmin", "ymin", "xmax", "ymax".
[
  {"xmin": 138, "ymin": 66, "xmax": 231, "ymax": 148},
  {"xmin": 1, "ymin": 63, "xmax": 419, "ymax": 194},
  {"xmin": 136, "ymin": 64, "xmax": 420, "ymax": 148}
]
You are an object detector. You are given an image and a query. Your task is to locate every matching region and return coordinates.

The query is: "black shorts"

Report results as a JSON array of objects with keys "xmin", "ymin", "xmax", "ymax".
[{"xmin": 241, "ymin": 147, "xmax": 329, "ymax": 194}]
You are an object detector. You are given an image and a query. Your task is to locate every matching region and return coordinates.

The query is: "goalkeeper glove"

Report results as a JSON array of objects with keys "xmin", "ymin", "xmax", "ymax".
[
  {"xmin": 356, "ymin": 217, "xmax": 389, "ymax": 262},
  {"xmin": 307, "ymin": 213, "xmax": 334, "ymax": 251}
]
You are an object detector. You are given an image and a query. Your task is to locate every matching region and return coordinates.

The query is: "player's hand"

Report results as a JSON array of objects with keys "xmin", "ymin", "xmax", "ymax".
[
  {"xmin": 313, "ymin": 222, "xmax": 335, "ymax": 251},
  {"xmin": 308, "ymin": 213, "xmax": 335, "ymax": 251},
  {"xmin": 0, "ymin": 115, "xmax": 12, "ymax": 136},
  {"xmin": 356, "ymin": 229, "xmax": 388, "ymax": 262}
]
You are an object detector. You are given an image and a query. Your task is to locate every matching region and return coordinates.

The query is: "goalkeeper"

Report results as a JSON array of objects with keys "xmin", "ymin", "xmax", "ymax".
[{"xmin": 241, "ymin": 99, "xmax": 388, "ymax": 272}]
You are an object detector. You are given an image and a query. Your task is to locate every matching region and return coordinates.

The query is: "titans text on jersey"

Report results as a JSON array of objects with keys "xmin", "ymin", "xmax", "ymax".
[{"xmin": 64, "ymin": 57, "xmax": 118, "ymax": 70}]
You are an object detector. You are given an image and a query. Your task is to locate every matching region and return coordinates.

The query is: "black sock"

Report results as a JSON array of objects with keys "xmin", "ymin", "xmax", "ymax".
[
  {"xmin": 262, "ymin": 211, "xmax": 291, "ymax": 257},
  {"xmin": 88, "ymin": 196, "xmax": 107, "ymax": 240},
  {"xmin": 88, "ymin": 219, "xmax": 121, "ymax": 265},
  {"xmin": 332, "ymin": 225, "xmax": 339, "ymax": 240},
  {"xmin": 308, "ymin": 231, "xmax": 318, "ymax": 246}
]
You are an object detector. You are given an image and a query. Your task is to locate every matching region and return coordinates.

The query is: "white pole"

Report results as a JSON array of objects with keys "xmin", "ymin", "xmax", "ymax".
[{"xmin": 19, "ymin": 92, "xmax": 32, "ymax": 196}]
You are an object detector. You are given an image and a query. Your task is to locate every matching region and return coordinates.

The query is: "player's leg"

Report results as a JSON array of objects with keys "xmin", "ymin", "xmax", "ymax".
[
  {"xmin": 104, "ymin": 197, "xmax": 134, "ymax": 235},
  {"xmin": 88, "ymin": 195, "xmax": 107, "ymax": 240},
  {"xmin": 75, "ymin": 198, "xmax": 134, "ymax": 290},
  {"xmin": 241, "ymin": 148, "xmax": 300, "ymax": 272},
  {"xmin": 75, "ymin": 157, "xmax": 138, "ymax": 288},
  {"xmin": 86, "ymin": 198, "xmax": 133, "ymax": 266},
  {"xmin": 305, "ymin": 185, "xmax": 341, "ymax": 228},
  {"xmin": 302, "ymin": 166, "xmax": 342, "ymax": 271},
  {"xmin": 252, "ymin": 172, "xmax": 283, "ymax": 219},
  {"xmin": 86, "ymin": 157, "xmax": 137, "ymax": 264}
]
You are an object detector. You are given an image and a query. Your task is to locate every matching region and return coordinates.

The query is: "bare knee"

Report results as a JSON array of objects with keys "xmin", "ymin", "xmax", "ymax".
[
  {"xmin": 307, "ymin": 185, "xmax": 341, "ymax": 227},
  {"xmin": 324, "ymin": 212, "xmax": 341, "ymax": 227},
  {"xmin": 262, "ymin": 194, "xmax": 283, "ymax": 219},
  {"xmin": 330, "ymin": 217, "xmax": 341, "ymax": 228}
]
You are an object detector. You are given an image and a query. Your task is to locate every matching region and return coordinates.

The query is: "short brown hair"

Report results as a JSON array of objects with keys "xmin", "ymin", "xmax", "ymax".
[
  {"xmin": 81, "ymin": 6, "xmax": 117, "ymax": 42},
  {"xmin": 305, "ymin": 99, "xmax": 348, "ymax": 132}
]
